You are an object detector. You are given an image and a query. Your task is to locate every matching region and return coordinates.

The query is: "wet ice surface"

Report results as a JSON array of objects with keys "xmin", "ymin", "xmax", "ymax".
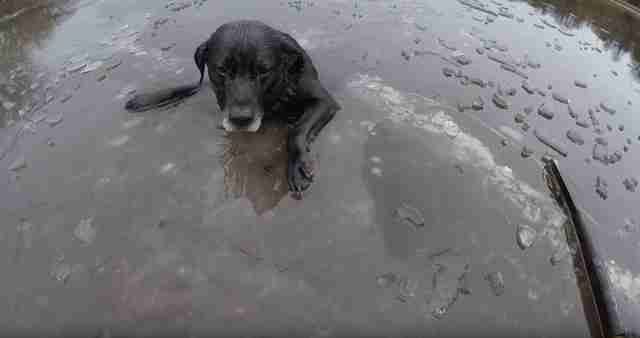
[{"xmin": 2, "ymin": 0, "xmax": 640, "ymax": 335}]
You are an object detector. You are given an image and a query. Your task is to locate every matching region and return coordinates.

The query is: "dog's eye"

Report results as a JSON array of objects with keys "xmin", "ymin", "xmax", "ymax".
[{"xmin": 216, "ymin": 66, "xmax": 227, "ymax": 77}]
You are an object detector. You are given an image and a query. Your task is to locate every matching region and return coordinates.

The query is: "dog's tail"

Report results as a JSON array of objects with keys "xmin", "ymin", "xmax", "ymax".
[
  {"xmin": 124, "ymin": 83, "xmax": 201, "ymax": 112},
  {"xmin": 125, "ymin": 41, "xmax": 209, "ymax": 113}
]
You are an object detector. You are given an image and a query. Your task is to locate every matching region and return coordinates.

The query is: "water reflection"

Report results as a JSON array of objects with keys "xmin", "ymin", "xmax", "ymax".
[
  {"xmin": 219, "ymin": 122, "xmax": 289, "ymax": 215},
  {"xmin": 0, "ymin": 0, "xmax": 73, "ymax": 127},
  {"xmin": 524, "ymin": 0, "xmax": 640, "ymax": 78}
]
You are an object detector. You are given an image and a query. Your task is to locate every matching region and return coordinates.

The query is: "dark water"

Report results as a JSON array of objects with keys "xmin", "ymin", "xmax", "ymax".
[{"xmin": 1, "ymin": 0, "xmax": 640, "ymax": 336}]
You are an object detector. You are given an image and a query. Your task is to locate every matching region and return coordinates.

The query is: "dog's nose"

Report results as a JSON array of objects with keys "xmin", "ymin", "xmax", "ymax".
[
  {"xmin": 229, "ymin": 107, "xmax": 254, "ymax": 126},
  {"xmin": 230, "ymin": 115, "xmax": 253, "ymax": 126}
]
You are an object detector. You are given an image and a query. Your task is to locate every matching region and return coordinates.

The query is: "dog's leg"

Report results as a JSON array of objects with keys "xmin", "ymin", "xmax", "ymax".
[{"xmin": 287, "ymin": 81, "xmax": 339, "ymax": 195}]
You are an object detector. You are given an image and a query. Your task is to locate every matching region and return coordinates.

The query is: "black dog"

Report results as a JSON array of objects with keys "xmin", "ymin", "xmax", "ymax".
[{"xmin": 125, "ymin": 20, "xmax": 340, "ymax": 196}]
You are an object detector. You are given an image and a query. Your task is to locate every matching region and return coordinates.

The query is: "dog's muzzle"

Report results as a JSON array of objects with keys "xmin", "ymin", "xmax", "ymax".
[{"xmin": 222, "ymin": 111, "xmax": 264, "ymax": 132}]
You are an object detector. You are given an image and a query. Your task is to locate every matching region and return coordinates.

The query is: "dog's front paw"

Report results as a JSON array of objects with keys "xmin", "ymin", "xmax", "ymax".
[{"xmin": 287, "ymin": 153, "xmax": 315, "ymax": 199}]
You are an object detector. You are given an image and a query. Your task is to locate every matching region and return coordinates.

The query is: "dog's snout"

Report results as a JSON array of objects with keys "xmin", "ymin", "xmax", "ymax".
[
  {"xmin": 229, "ymin": 106, "xmax": 254, "ymax": 125},
  {"xmin": 233, "ymin": 95, "xmax": 252, "ymax": 107},
  {"xmin": 231, "ymin": 116, "xmax": 253, "ymax": 126}
]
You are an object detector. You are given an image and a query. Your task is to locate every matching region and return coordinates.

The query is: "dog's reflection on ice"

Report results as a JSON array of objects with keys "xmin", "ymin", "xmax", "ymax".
[{"xmin": 218, "ymin": 121, "xmax": 290, "ymax": 215}]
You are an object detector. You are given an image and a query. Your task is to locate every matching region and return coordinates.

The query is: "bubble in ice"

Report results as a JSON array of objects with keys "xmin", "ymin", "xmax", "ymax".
[
  {"xmin": 528, "ymin": 289, "xmax": 540, "ymax": 301},
  {"xmin": 394, "ymin": 203, "xmax": 425, "ymax": 228},
  {"xmin": 537, "ymin": 104, "xmax": 554, "ymax": 119},
  {"xmin": 595, "ymin": 176, "xmax": 608, "ymax": 200},
  {"xmin": 469, "ymin": 77, "xmax": 487, "ymax": 88},
  {"xmin": 9, "ymin": 156, "xmax": 27, "ymax": 172},
  {"xmin": 541, "ymin": 18, "xmax": 557, "ymax": 29},
  {"xmin": 501, "ymin": 64, "xmax": 528, "ymax": 79},
  {"xmin": 516, "ymin": 224, "xmax": 537, "ymax": 250},
  {"xmin": 108, "ymin": 135, "xmax": 130, "ymax": 147},
  {"xmin": 432, "ymin": 306, "xmax": 448, "ymax": 319},
  {"xmin": 550, "ymin": 250, "xmax": 567, "ymax": 266},
  {"xmin": 472, "ymin": 97, "xmax": 484, "ymax": 110},
  {"xmin": 552, "ymin": 92, "xmax": 569, "ymax": 104},
  {"xmin": 623, "ymin": 177, "xmax": 638, "ymax": 192},
  {"xmin": 454, "ymin": 55, "xmax": 472, "ymax": 66},
  {"xmin": 492, "ymin": 93, "xmax": 509, "ymax": 109},
  {"xmin": 46, "ymin": 115, "xmax": 64, "ymax": 127},
  {"xmin": 106, "ymin": 60, "xmax": 123, "ymax": 71},
  {"xmin": 371, "ymin": 167, "xmax": 383, "ymax": 177},
  {"xmin": 377, "ymin": 272, "xmax": 397, "ymax": 288},
  {"xmin": 595, "ymin": 137, "xmax": 608, "ymax": 146},
  {"xmin": 74, "ymin": 218, "xmax": 97, "ymax": 245},
  {"xmin": 566, "ymin": 130, "xmax": 584, "ymax": 145},
  {"xmin": 60, "ymin": 93, "xmax": 72, "ymax": 103},
  {"xmin": 81, "ymin": 61, "xmax": 104, "ymax": 74},
  {"xmin": 566, "ymin": 105, "xmax": 578, "ymax": 119},
  {"xmin": 600, "ymin": 101, "xmax": 616, "ymax": 114},
  {"xmin": 574, "ymin": 80, "xmax": 587, "ymax": 88},
  {"xmin": 160, "ymin": 162, "xmax": 177, "ymax": 174},
  {"xmin": 485, "ymin": 272, "xmax": 505, "ymax": 296},
  {"xmin": 522, "ymin": 80, "xmax": 535, "ymax": 94},
  {"xmin": 623, "ymin": 218, "xmax": 639, "ymax": 233},
  {"xmin": 51, "ymin": 262, "xmax": 73, "ymax": 284},
  {"xmin": 122, "ymin": 117, "xmax": 144, "ymax": 129},
  {"xmin": 521, "ymin": 146, "xmax": 534, "ymax": 158},
  {"xmin": 67, "ymin": 63, "xmax": 87, "ymax": 73},
  {"xmin": 428, "ymin": 253, "xmax": 470, "ymax": 319},
  {"xmin": 499, "ymin": 126, "xmax": 523, "ymax": 143},
  {"xmin": 443, "ymin": 67, "xmax": 455, "ymax": 77}
]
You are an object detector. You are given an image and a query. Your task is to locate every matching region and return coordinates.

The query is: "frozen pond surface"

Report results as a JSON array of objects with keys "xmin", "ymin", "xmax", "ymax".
[{"xmin": 2, "ymin": 0, "xmax": 640, "ymax": 336}]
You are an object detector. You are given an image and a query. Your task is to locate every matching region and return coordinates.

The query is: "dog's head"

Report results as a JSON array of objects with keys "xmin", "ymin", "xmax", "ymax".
[{"xmin": 204, "ymin": 21, "xmax": 304, "ymax": 132}]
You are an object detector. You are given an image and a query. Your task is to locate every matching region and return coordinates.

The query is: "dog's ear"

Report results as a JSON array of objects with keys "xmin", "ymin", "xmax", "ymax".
[
  {"xmin": 278, "ymin": 33, "xmax": 304, "ymax": 75},
  {"xmin": 194, "ymin": 40, "xmax": 209, "ymax": 86}
]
